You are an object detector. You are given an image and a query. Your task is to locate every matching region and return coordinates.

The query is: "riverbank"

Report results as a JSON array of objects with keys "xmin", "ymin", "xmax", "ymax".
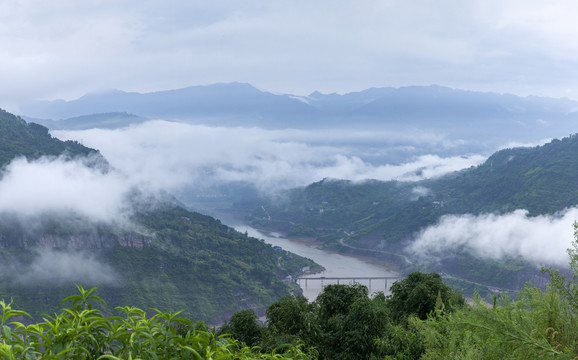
[
  {"xmin": 231, "ymin": 224, "xmax": 402, "ymax": 300},
  {"xmin": 190, "ymin": 207, "xmax": 402, "ymax": 299}
]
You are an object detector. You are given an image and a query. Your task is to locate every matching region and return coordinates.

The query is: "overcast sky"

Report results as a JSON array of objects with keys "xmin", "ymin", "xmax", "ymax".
[{"xmin": 2, "ymin": 1, "xmax": 578, "ymax": 111}]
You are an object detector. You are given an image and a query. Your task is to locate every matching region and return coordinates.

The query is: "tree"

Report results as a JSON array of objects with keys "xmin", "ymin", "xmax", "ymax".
[
  {"xmin": 217, "ymin": 309, "xmax": 263, "ymax": 347},
  {"xmin": 266, "ymin": 295, "xmax": 312, "ymax": 337},
  {"xmin": 543, "ymin": 221, "xmax": 578, "ymax": 313},
  {"xmin": 387, "ymin": 272, "xmax": 464, "ymax": 324},
  {"xmin": 314, "ymin": 283, "xmax": 390, "ymax": 360},
  {"xmin": 315, "ymin": 282, "xmax": 368, "ymax": 324}
]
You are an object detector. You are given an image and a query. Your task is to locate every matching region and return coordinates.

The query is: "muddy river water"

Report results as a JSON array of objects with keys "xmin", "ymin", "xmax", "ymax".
[{"xmin": 228, "ymin": 222, "xmax": 401, "ymax": 301}]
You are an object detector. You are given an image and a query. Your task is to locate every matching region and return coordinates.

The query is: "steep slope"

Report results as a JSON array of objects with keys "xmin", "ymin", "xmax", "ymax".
[
  {"xmin": 428, "ymin": 135, "xmax": 578, "ymax": 215},
  {"xmin": 0, "ymin": 109, "xmax": 98, "ymax": 166},
  {"xmin": 247, "ymin": 135, "xmax": 578, "ymax": 244},
  {"xmin": 0, "ymin": 201, "xmax": 319, "ymax": 322},
  {"xmin": 243, "ymin": 134, "xmax": 578, "ymax": 290},
  {"xmin": 0, "ymin": 110, "xmax": 320, "ymax": 323}
]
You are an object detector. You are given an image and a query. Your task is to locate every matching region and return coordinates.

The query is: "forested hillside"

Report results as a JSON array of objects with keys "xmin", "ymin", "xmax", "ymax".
[
  {"xmin": 0, "ymin": 109, "xmax": 320, "ymax": 323},
  {"xmin": 0, "ymin": 109, "xmax": 98, "ymax": 166},
  {"xmin": 243, "ymin": 134, "xmax": 578, "ymax": 291}
]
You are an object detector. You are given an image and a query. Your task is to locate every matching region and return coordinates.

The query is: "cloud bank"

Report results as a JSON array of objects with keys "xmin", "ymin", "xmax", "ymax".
[
  {"xmin": 53, "ymin": 120, "xmax": 486, "ymax": 194},
  {"xmin": 1, "ymin": 249, "xmax": 118, "ymax": 286},
  {"xmin": 0, "ymin": 156, "xmax": 130, "ymax": 222},
  {"xmin": 407, "ymin": 208, "xmax": 578, "ymax": 267}
]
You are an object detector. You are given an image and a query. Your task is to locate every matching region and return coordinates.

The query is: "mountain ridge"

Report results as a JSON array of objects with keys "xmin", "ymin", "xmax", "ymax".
[
  {"xmin": 21, "ymin": 84, "xmax": 578, "ymax": 154},
  {"xmin": 242, "ymin": 133, "xmax": 578, "ymax": 292}
]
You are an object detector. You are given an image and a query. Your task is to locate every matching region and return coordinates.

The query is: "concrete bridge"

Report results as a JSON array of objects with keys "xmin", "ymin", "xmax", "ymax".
[{"xmin": 295, "ymin": 276, "xmax": 403, "ymax": 294}]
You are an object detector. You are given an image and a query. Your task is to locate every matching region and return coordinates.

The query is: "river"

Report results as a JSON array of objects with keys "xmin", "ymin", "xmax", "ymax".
[{"xmin": 226, "ymin": 221, "xmax": 402, "ymax": 301}]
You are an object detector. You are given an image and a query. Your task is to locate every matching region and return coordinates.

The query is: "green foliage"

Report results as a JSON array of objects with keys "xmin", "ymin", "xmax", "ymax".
[
  {"xmin": 415, "ymin": 286, "xmax": 578, "ymax": 359},
  {"xmin": 0, "ymin": 286, "xmax": 313, "ymax": 359},
  {"xmin": 413, "ymin": 224, "xmax": 578, "ymax": 359},
  {"xmin": 266, "ymin": 295, "xmax": 312, "ymax": 337},
  {"xmin": 315, "ymin": 283, "xmax": 368, "ymax": 324},
  {"xmin": 543, "ymin": 221, "xmax": 578, "ymax": 315},
  {"xmin": 386, "ymin": 272, "xmax": 465, "ymax": 324},
  {"xmin": 0, "ymin": 201, "xmax": 320, "ymax": 323},
  {"xmin": 262, "ymin": 284, "xmax": 393, "ymax": 360},
  {"xmin": 0, "ymin": 108, "xmax": 321, "ymax": 323},
  {"xmin": 377, "ymin": 321, "xmax": 425, "ymax": 360},
  {"xmin": 0, "ymin": 109, "xmax": 99, "ymax": 167},
  {"xmin": 218, "ymin": 309, "xmax": 263, "ymax": 347},
  {"xmin": 242, "ymin": 134, "xmax": 578, "ymax": 292}
]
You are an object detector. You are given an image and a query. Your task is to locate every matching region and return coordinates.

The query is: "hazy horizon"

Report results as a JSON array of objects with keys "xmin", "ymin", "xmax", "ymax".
[{"xmin": 3, "ymin": 1, "xmax": 578, "ymax": 111}]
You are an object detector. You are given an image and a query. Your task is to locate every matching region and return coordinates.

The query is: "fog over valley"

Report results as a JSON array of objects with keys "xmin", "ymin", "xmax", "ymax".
[
  {"xmin": 21, "ymin": 113, "xmax": 572, "ymax": 270},
  {"xmin": 52, "ymin": 121, "xmax": 489, "ymax": 193},
  {"xmin": 0, "ymin": 80, "xmax": 576, "ymax": 294},
  {"xmin": 408, "ymin": 208, "xmax": 577, "ymax": 267}
]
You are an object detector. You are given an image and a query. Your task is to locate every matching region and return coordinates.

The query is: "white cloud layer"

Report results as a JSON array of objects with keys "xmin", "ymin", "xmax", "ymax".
[
  {"xmin": 407, "ymin": 208, "xmax": 578, "ymax": 267},
  {"xmin": 0, "ymin": 156, "xmax": 129, "ymax": 222},
  {"xmin": 53, "ymin": 121, "xmax": 485, "ymax": 193}
]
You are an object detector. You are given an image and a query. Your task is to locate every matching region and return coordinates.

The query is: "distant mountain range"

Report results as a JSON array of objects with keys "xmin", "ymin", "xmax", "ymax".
[
  {"xmin": 21, "ymin": 83, "xmax": 318, "ymax": 127},
  {"xmin": 25, "ymin": 112, "xmax": 149, "ymax": 131},
  {"xmin": 20, "ymin": 83, "xmax": 578, "ymax": 144}
]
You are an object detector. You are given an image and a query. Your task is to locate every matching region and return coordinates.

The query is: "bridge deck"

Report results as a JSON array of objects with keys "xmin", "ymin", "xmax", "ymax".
[
  {"xmin": 297, "ymin": 276, "xmax": 400, "ymax": 280},
  {"xmin": 295, "ymin": 276, "xmax": 404, "ymax": 293}
]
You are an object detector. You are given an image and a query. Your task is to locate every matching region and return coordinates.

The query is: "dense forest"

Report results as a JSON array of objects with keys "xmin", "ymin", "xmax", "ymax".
[
  {"xmin": 0, "ymin": 109, "xmax": 321, "ymax": 322},
  {"xmin": 241, "ymin": 134, "xmax": 578, "ymax": 292},
  {"xmin": 245, "ymin": 134, "xmax": 578, "ymax": 243},
  {"xmin": 2, "ymin": 236, "xmax": 578, "ymax": 359},
  {"xmin": 217, "ymin": 225, "xmax": 578, "ymax": 359},
  {"xmin": 0, "ymin": 109, "xmax": 98, "ymax": 167}
]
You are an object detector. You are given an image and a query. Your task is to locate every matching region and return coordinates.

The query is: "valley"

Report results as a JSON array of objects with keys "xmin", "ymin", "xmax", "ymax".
[
  {"xmin": 3, "ymin": 82, "xmax": 578, "ymax": 321},
  {"xmin": 4, "ymin": 3, "xmax": 578, "ymax": 357},
  {"xmin": 0, "ymin": 110, "xmax": 322, "ymax": 323}
]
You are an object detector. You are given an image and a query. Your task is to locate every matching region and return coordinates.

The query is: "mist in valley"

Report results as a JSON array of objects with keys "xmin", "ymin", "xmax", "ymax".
[{"xmin": 36, "ymin": 117, "xmax": 574, "ymax": 271}]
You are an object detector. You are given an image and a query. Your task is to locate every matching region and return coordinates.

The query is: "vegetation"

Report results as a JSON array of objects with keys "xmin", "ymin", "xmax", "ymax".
[
  {"xmin": 219, "ymin": 272, "xmax": 462, "ymax": 359},
  {"xmin": 411, "ymin": 224, "xmax": 578, "ymax": 359},
  {"xmin": 4, "ymin": 237, "xmax": 578, "ymax": 359},
  {"xmin": 0, "ymin": 203, "xmax": 321, "ymax": 323},
  {"xmin": 0, "ymin": 285, "xmax": 311, "ymax": 359},
  {"xmin": 386, "ymin": 272, "xmax": 464, "ymax": 325},
  {"xmin": 219, "ymin": 224, "xmax": 578, "ymax": 359},
  {"xmin": 0, "ymin": 109, "xmax": 98, "ymax": 167},
  {"xmin": 242, "ymin": 134, "xmax": 578, "ymax": 291},
  {"xmin": 4, "ymin": 107, "xmax": 578, "ymax": 357},
  {"xmin": 0, "ymin": 110, "xmax": 322, "ymax": 323}
]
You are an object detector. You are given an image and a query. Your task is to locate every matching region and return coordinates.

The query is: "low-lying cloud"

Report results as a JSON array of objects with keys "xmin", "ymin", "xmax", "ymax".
[
  {"xmin": 53, "ymin": 120, "xmax": 486, "ymax": 193},
  {"xmin": 0, "ymin": 156, "xmax": 130, "ymax": 222},
  {"xmin": 407, "ymin": 208, "xmax": 578, "ymax": 267},
  {"xmin": 2, "ymin": 249, "xmax": 118, "ymax": 286}
]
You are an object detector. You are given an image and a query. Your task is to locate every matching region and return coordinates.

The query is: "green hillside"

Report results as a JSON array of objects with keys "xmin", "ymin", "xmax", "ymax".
[
  {"xmin": 0, "ymin": 109, "xmax": 97, "ymax": 166},
  {"xmin": 0, "ymin": 203, "xmax": 319, "ymax": 322},
  {"xmin": 243, "ymin": 134, "xmax": 578, "ymax": 290},
  {"xmin": 0, "ymin": 110, "xmax": 320, "ymax": 323}
]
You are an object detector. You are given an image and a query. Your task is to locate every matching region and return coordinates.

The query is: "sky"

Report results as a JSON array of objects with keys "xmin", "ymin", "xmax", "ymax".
[{"xmin": 2, "ymin": 1, "xmax": 578, "ymax": 111}]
